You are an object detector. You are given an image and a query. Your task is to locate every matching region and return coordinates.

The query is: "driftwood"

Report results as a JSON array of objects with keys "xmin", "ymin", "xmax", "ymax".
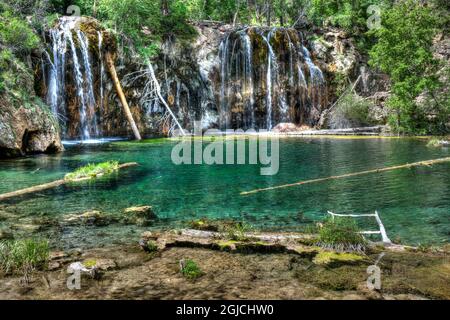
[
  {"xmin": 0, "ymin": 162, "xmax": 138, "ymax": 202},
  {"xmin": 105, "ymin": 52, "xmax": 142, "ymax": 140},
  {"xmin": 241, "ymin": 157, "xmax": 450, "ymax": 195}
]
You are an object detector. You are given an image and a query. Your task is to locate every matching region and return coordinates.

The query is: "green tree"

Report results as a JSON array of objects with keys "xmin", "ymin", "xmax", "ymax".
[{"xmin": 369, "ymin": 0, "xmax": 443, "ymax": 134}]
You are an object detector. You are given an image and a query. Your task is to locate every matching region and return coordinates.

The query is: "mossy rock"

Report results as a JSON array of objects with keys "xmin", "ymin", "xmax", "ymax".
[
  {"xmin": 63, "ymin": 210, "xmax": 114, "ymax": 227},
  {"xmin": 189, "ymin": 219, "xmax": 219, "ymax": 232},
  {"xmin": 313, "ymin": 251, "xmax": 366, "ymax": 267},
  {"xmin": 215, "ymin": 240, "xmax": 238, "ymax": 252},
  {"xmin": 122, "ymin": 206, "xmax": 157, "ymax": 226},
  {"xmin": 82, "ymin": 258, "xmax": 117, "ymax": 271}
]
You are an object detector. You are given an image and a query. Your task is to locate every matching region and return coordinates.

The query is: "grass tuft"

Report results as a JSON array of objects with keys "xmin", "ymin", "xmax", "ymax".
[
  {"xmin": 225, "ymin": 221, "xmax": 253, "ymax": 242},
  {"xmin": 317, "ymin": 217, "xmax": 367, "ymax": 252},
  {"xmin": 0, "ymin": 239, "xmax": 49, "ymax": 277},
  {"xmin": 65, "ymin": 161, "xmax": 119, "ymax": 181},
  {"xmin": 180, "ymin": 259, "xmax": 203, "ymax": 280}
]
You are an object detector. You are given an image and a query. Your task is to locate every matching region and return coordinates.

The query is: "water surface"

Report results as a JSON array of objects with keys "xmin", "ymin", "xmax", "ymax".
[{"xmin": 0, "ymin": 137, "xmax": 448, "ymax": 248}]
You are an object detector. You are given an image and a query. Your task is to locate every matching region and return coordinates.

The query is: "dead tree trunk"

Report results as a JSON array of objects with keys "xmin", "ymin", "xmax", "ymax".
[
  {"xmin": 105, "ymin": 52, "xmax": 142, "ymax": 140},
  {"xmin": 147, "ymin": 61, "xmax": 186, "ymax": 136}
]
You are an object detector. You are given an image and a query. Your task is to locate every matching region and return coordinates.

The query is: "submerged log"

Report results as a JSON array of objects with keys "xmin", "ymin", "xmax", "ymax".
[
  {"xmin": 0, "ymin": 162, "xmax": 138, "ymax": 202},
  {"xmin": 241, "ymin": 157, "xmax": 450, "ymax": 195},
  {"xmin": 105, "ymin": 52, "xmax": 142, "ymax": 140}
]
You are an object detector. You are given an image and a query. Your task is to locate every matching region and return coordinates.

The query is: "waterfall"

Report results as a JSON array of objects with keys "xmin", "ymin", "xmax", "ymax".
[
  {"xmin": 67, "ymin": 29, "xmax": 90, "ymax": 140},
  {"xmin": 76, "ymin": 30, "xmax": 99, "ymax": 137},
  {"xmin": 45, "ymin": 17, "xmax": 104, "ymax": 140},
  {"xmin": 219, "ymin": 34, "xmax": 231, "ymax": 129},
  {"xmin": 98, "ymin": 31, "xmax": 105, "ymax": 118},
  {"xmin": 47, "ymin": 29, "xmax": 67, "ymax": 122},
  {"xmin": 218, "ymin": 27, "xmax": 325, "ymax": 131},
  {"xmin": 240, "ymin": 30, "xmax": 255, "ymax": 128}
]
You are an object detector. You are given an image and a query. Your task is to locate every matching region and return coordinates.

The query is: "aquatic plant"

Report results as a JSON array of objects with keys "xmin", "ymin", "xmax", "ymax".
[
  {"xmin": 0, "ymin": 239, "xmax": 49, "ymax": 277},
  {"xmin": 65, "ymin": 161, "xmax": 119, "ymax": 180},
  {"xmin": 180, "ymin": 259, "xmax": 203, "ymax": 280},
  {"xmin": 317, "ymin": 217, "xmax": 367, "ymax": 252}
]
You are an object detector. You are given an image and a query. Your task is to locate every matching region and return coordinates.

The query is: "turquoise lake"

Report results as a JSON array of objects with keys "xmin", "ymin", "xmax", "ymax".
[{"xmin": 0, "ymin": 137, "xmax": 449, "ymax": 249}]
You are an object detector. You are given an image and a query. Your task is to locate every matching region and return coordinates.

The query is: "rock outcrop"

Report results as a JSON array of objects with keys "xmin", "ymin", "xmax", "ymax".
[
  {"xmin": 0, "ymin": 52, "xmax": 63, "ymax": 158},
  {"xmin": 0, "ymin": 103, "xmax": 63, "ymax": 157}
]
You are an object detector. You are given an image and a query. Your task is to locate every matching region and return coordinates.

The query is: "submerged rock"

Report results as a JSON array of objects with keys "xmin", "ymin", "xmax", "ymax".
[
  {"xmin": 63, "ymin": 210, "xmax": 114, "ymax": 227},
  {"xmin": 122, "ymin": 206, "xmax": 157, "ymax": 226}
]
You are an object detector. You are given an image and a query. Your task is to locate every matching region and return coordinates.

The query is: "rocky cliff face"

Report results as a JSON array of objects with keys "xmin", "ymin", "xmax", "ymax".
[
  {"xmin": 35, "ymin": 17, "xmax": 394, "ymax": 140},
  {"xmin": 0, "ymin": 102, "xmax": 63, "ymax": 157},
  {"xmin": 0, "ymin": 50, "xmax": 62, "ymax": 158},
  {"xmin": 39, "ymin": 19, "xmax": 335, "ymax": 138}
]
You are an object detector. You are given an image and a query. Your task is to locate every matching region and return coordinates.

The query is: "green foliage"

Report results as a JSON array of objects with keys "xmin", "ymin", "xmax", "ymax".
[
  {"xmin": 71, "ymin": 0, "xmax": 196, "ymax": 59},
  {"xmin": 369, "ymin": 0, "xmax": 444, "ymax": 134},
  {"xmin": 0, "ymin": 10, "xmax": 40, "ymax": 53},
  {"xmin": 0, "ymin": 239, "xmax": 49, "ymax": 276},
  {"xmin": 318, "ymin": 217, "xmax": 366, "ymax": 248},
  {"xmin": 329, "ymin": 92, "xmax": 376, "ymax": 129},
  {"xmin": 180, "ymin": 259, "xmax": 203, "ymax": 280},
  {"xmin": 65, "ymin": 161, "xmax": 119, "ymax": 180},
  {"xmin": 308, "ymin": 0, "xmax": 391, "ymax": 32}
]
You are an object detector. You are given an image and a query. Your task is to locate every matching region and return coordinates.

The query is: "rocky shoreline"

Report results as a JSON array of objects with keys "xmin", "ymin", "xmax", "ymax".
[{"xmin": 0, "ymin": 228, "xmax": 448, "ymax": 300}]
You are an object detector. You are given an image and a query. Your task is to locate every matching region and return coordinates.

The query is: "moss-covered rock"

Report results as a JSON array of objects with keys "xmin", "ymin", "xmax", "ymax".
[
  {"xmin": 122, "ymin": 206, "xmax": 157, "ymax": 226},
  {"xmin": 312, "ymin": 251, "xmax": 366, "ymax": 267}
]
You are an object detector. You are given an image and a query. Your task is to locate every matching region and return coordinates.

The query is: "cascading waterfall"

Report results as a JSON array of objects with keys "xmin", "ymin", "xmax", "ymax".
[
  {"xmin": 98, "ymin": 31, "xmax": 105, "ymax": 125},
  {"xmin": 240, "ymin": 30, "xmax": 255, "ymax": 128},
  {"xmin": 45, "ymin": 17, "xmax": 104, "ymax": 140},
  {"xmin": 76, "ymin": 30, "xmax": 99, "ymax": 137},
  {"xmin": 218, "ymin": 27, "xmax": 326, "ymax": 130}
]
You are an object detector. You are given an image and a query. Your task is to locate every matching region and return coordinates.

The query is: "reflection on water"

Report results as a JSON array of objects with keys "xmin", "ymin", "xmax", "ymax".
[{"xmin": 0, "ymin": 137, "xmax": 448, "ymax": 249}]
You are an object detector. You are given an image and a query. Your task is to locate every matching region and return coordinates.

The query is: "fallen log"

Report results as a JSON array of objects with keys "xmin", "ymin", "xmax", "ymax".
[
  {"xmin": 0, "ymin": 162, "xmax": 138, "ymax": 202},
  {"xmin": 241, "ymin": 157, "xmax": 450, "ymax": 195}
]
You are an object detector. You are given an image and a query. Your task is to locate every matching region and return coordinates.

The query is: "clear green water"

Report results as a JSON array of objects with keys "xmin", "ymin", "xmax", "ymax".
[{"xmin": 0, "ymin": 137, "xmax": 449, "ymax": 249}]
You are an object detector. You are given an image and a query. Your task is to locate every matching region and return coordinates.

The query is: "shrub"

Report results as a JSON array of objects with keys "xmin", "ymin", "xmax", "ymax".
[
  {"xmin": 329, "ymin": 92, "xmax": 376, "ymax": 129},
  {"xmin": 180, "ymin": 259, "xmax": 202, "ymax": 280},
  {"xmin": 318, "ymin": 217, "xmax": 367, "ymax": 252},
  {"xmin": 0, "ymin": 239, "xmax": 49, "ymax": 276},
  {"xmin": 0, "ymin": 10, "xmax": 40, "ymax": 53}
]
